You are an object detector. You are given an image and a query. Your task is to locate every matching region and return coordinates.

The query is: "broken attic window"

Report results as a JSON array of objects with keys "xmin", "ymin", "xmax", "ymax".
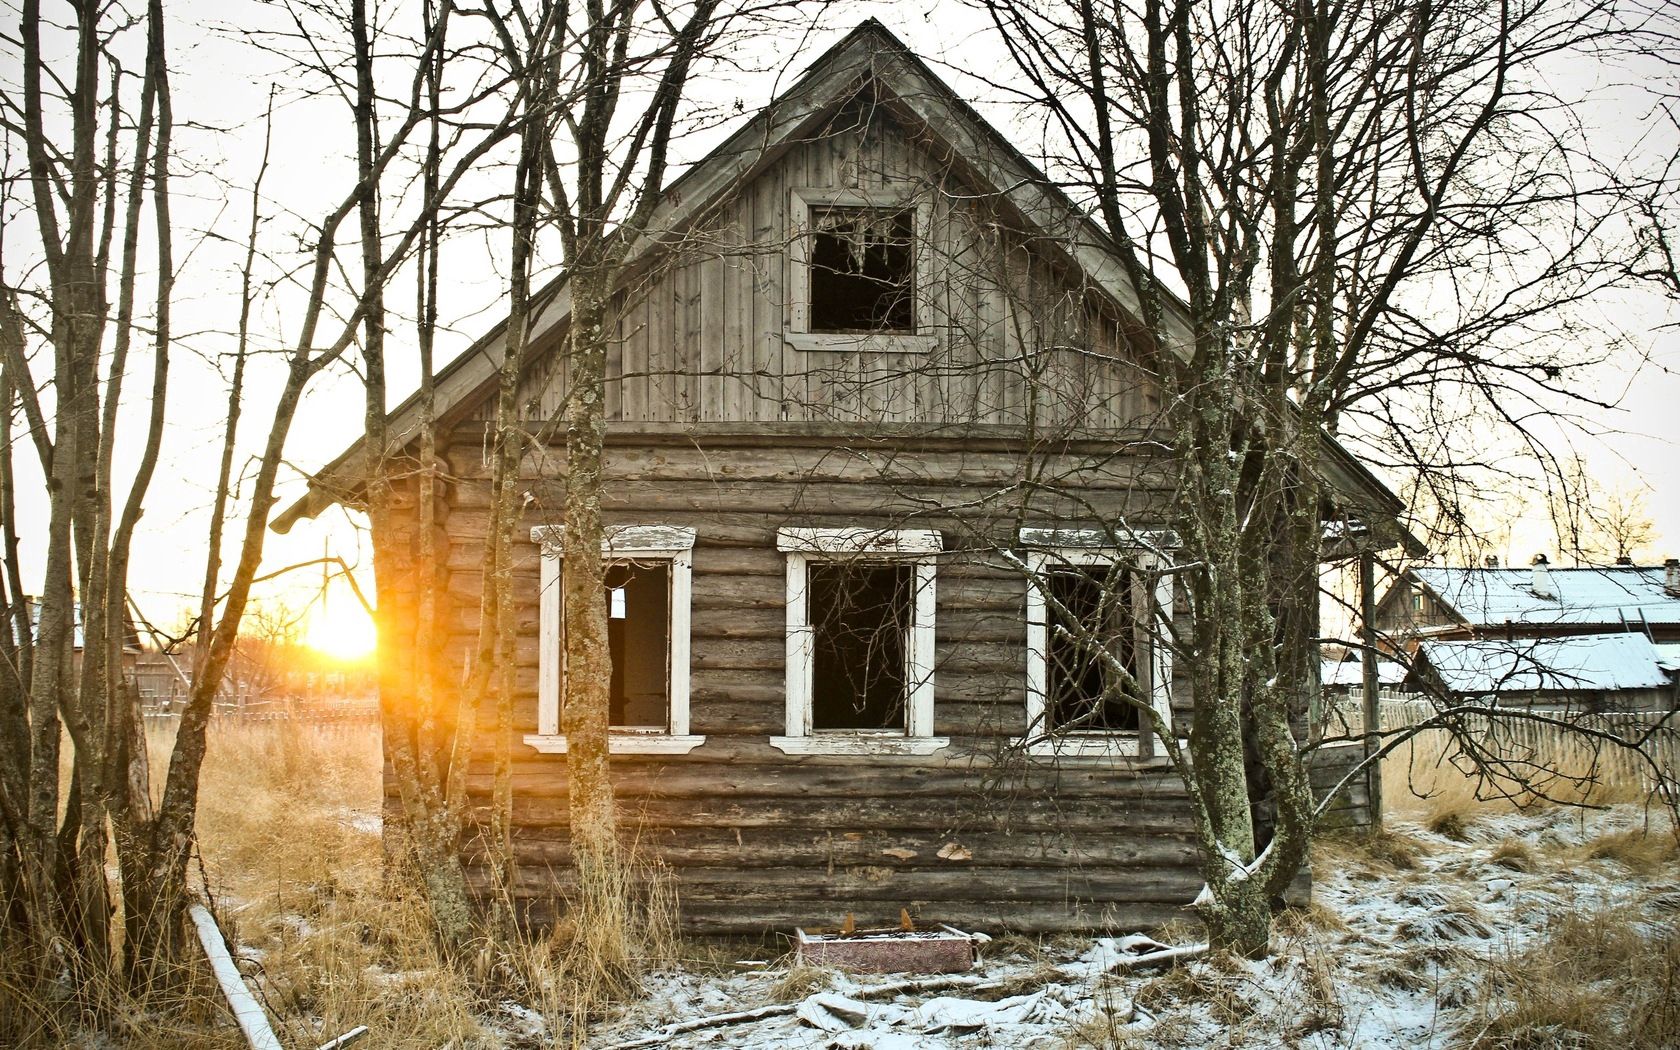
[
  {"xmin": 809, "ymin": 207, "xmax": 915, "ymax": 333},
  {"xmin": 600, "ymin": 561, "xmax": 670, "ymax": 728},
  {"xmin": 1046, "ymin": 565, "xmax": 1141, "ymax": 732},
  {"xmin": 809, "ymin": 561, "xmax": 913, "ymax": 730}
]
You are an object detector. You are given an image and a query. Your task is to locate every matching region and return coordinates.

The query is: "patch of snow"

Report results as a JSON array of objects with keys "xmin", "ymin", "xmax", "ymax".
[
  {"xmin": 580, "ymin": 802, "xmax": 1673, "ymax": 1050},
  {"xmin": 1417, "ymin": 632, "xmax": 1672, "ymax": 692},
  {"xmin": 497, "ymin": 1000, "xmax": 546, "ymax": 1040}
]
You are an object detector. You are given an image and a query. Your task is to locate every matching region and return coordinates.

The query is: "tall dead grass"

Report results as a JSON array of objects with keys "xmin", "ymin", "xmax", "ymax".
[
  {"xmin": 1381, "ymin": 724, "xmax": 1664, "ymax": 833},
  {"xmin": 1459, "ymin": 903, "xmax": 1680, "ymax": 1048},
  {"xmin": 188, "ymin": 719, "xmax": 686, "ymax": 1047},
  {"xmin": 5, "ymin": 718, "xmax": 681, "ymax": 1048}
]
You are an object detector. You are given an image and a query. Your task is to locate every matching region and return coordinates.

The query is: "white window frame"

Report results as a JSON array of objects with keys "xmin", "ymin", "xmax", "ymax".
[
  {"xmin": 523, "ymin": 524, "xmax": 703, "ymax": 755},
  {"xmin": 1019, "ymin": 529, "xmax": 1175, "ymax": 758},
  {"xmin": 773, "ymin": 527, "xmax": 946, "ymax": 756},
  {"xmin": 785, "ymin": 187, "xmax": 937, "ymax": 355}
]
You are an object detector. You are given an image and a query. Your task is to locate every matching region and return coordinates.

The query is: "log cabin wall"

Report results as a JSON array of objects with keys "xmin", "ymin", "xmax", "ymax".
[{"xmin": 403, "ymin": 428, "xmax": 1205, "ymax": 935}]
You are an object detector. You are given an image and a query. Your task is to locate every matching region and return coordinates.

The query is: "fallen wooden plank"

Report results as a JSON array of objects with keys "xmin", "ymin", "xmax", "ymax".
[{"xmin": 189, "ymin": 902, "xmax": 284, "ymax": 1050}]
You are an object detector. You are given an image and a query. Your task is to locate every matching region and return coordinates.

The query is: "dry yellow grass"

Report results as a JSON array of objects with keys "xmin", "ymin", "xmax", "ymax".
[
  {"xmin": 1380, "ymin": 724, "xmax": 1666, "ymax": 829},
  {"xmin": 4, "ymin": 718, "xmax": 686, "ymax": 1048},
  {"xmin": 1579, "ymin": 824, "xmax": 1680, "ymax": 874},
  {"xmin": 1487, "ymin": 839, "xmax": 1536, "ymax": 872},
  {"xmin": 173, "ymin": 720, "xmax": 384, "ymax": 900},
  {"xmin": 1458, "ymin": 903, "xmax": 1680, "ymax": 1048},
  {"xmin": 1314, "ymin": 823, "xmax": 1433, "ymax": 877},
  {"xmin": 2, "ymin": 721, "xmax": 391, "ymax": 1049},
  {"xmin": 154, "ymin": 720, "xmax": 498, "ymax": 1050}
]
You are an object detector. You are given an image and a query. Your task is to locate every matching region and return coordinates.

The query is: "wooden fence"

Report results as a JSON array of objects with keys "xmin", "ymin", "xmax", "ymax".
[
  {"xmin": 1312, "ymin": 688, "xmax": 1408, "ymax": 740},
  {"xmin": 1311, "ymin": 690, "xmax": 1678, "ymax": 822},
  {"xmin": 143, "ymin": 697, "xmax": 380, "ymax": 731},
  {"xmin": 1375, "ymin": 698, "xmax": 1679, "ymax": 795}
]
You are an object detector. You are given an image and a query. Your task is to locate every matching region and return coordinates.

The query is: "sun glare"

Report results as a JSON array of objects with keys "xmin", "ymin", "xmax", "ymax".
[{"xmin": 304, "ymin": 603, "xmax": 377, "ymax": 662}]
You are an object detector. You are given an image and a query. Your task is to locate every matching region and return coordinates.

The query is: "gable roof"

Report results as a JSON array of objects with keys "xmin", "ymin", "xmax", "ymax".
[
  {"xmin": 1412, "ymin": 633, "xmax": 1675, "ymax": 695},
  {"xmin": 1321, "ymin": 657, "xmax": 1407, "ymax": 687},
  {"xmin": 1408, "ymin": 565, "xmax": 1680, "ymax": 631},
  {"xmin": 272, "ymin": 19, "xmax": 1413, "ymax": 542}
]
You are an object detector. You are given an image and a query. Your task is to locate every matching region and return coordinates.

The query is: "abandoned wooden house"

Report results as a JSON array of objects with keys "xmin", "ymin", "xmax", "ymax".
[{"xmin": 275, "ymin": 21, "xmax": 1413, "ymax": 933}]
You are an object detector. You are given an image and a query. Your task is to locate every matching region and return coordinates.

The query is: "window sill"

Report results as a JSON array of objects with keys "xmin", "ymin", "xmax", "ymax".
[
  {"xmin": 1010, "ymin": 735, "xmax": 1148, "ymax": 758},
  {"xmin": 523, "ymin": 733, "xmax": 706, "ymax": 755},
  {"xmin": 770, "ymin": 734, "xmax": 949, "ymax": 756},
  {"xmin": 783, "ymin": 332, "xmax": 936, "ymax": 355}
]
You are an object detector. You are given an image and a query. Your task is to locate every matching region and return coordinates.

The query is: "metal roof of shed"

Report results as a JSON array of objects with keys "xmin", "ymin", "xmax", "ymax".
[
  {"xmin": 1411, "ymin": 566, "xmax": 1680, "ymax": 629},
  {"xmin": 1414, "ymin": 633, "xmax": 1674, "ymax": 695},
  {"xmin": 1321, "ymin": 658, "xmax": 1407, "ymax": 687}
]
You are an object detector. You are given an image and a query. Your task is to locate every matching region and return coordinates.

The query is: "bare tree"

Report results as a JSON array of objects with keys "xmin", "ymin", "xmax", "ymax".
[
  {"xmin": 458, "ymin": 0, "xmax": 753, "ymax": 971},
  {"xmin": 0, "ymin": 0, "xmax": 178, "ymax": 991},
  {"xmin": 1549, "ymin": 455, "xmax": 1658, "ymax": 565},
  {"xmin": 974, "ymin": 0, "xmax": 1657, "ymax": 953},
  {"xmin": 0, "ymin": 0, "xmax": 521, "ymax": 1016},
  {"xmin": 275, "ymin": 0, "xmax": 544, "ymax": 951}
]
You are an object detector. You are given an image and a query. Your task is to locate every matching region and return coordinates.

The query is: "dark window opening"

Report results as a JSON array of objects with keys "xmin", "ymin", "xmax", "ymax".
[
  {"xmin": 809, "ymin": 207, "xmax": 915, "ymax": 333},
  {"xmin": 602, "ymin": 561, "xmax": 670, "ymax": 728},
  {"xmin": 1046, "ymin": 566, "xmax": 1141, "ymax": 732},
  {"xmin": 809, "ymin": 561, "xmax": 912, "ymax": 730}
]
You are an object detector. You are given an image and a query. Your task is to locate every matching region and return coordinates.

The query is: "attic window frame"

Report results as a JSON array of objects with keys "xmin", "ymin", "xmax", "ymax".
[
  {"xmin": 772, "ymin": 527, "xmax": 946, "ymax": 756},
  {"xmin": 524, "ymin": 524, "xmax": 704, "ymax": 756},
  {"xmin": 1018, "ymin": 530, "xmax": 1175, "ymax": 758},
  {"xmin": 786, "ymin": 187, "xmax": 936, "ymax": 354}
]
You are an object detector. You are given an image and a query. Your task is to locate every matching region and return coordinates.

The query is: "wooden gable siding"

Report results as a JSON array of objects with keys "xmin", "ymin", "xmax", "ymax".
[
  {"xmin": 396, "ymin": 431, "xmax": 1204, "ymax": 935},
  {"xmin": 489, "ymin": 104, "xmax": 1161, "ymax": 432}
]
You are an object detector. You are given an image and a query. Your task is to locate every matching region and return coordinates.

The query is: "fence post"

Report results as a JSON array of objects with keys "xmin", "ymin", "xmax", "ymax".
[{"xmin": 1360, "ymin": 549, "xmax": 1383, "ymax": 828}]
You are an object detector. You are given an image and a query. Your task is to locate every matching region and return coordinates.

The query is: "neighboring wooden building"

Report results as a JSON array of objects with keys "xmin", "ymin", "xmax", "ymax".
[
  {"xmin": 1377, "ymin": 558, "xmax": 1680, "ymax": 714},
  {"xmin": 276, "ymin": 22, "xmax": 1411, "ymax": 934},
  {"xmin": 26, "ymin": 597, "xmax": 140, "ymax": 681}
]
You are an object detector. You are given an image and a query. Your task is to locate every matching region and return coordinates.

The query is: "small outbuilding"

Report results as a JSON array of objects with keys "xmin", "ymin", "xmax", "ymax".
[
  {"xmin": 1376, "ymin": 558, "xmax": 1680, "ymax": 652},
  {"xmin": 1407, "ymin": 633, "xmax": 1678, "ymax": 713}
]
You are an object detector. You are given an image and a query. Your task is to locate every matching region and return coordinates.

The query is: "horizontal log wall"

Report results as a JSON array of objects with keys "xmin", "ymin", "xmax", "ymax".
[{"xmin": 395, "ymin": 431, "xmax": 1213, "ymax": 935}]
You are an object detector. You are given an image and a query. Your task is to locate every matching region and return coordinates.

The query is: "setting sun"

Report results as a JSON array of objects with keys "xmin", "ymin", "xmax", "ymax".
[{"xmin": 304, "ymin": 601, "xmax": 378, "ymax": 662}]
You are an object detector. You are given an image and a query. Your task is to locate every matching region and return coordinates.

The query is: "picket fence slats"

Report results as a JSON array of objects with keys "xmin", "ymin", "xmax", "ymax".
[
  {"xmin": 143, "ymin": 698, "xmax": 380, "ymax": 733},
  {"xmin": 1374, "ymin": 697, "xmax": 1679, "ymax": 792}
]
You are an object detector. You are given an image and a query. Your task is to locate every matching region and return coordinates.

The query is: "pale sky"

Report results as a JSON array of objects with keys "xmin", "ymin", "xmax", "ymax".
[{"xmin": 4, "ymin": 0, "xmax": 1678, "ymax": 650}]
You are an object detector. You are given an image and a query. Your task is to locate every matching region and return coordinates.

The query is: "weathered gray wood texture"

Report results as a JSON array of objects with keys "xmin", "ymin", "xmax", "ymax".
[
  {"xmin": 1308, "ymin": 744, "xmax": 1375, "ymax": 830},
  {"xmin": 388, "ymin": 430, "xmax": 1208, "ymax": 935},
  {"xmin": 386, "ymin": 102, "xmax": 1214, "ymax": 936},
  {"xmin": 474, "ymin": 99, "xmax": 1162, "ymax": 433}
]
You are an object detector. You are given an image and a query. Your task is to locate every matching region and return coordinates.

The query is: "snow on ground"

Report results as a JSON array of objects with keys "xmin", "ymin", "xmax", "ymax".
[{"xmin": 587, "ymin": 804, "xmax": 1678, "ymax": 1049}]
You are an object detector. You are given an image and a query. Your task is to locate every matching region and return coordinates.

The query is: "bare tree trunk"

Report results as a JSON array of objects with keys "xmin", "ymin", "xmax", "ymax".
[
  {"xmin": 482, "ymin": 71, "xmax": 549, "ymax": 934},
  {"xmin": 560, "ymin": 262, "xmax": 621, "ymax": 947}
]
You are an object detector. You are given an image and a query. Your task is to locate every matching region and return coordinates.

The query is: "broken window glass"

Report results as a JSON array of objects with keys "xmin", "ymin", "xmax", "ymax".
[
  {"xmin": 1046, "ymin": 565, "xmax": 1141, "ymax": 732},
  {"xmin": 808, "ymin": 561, "xmax": 913, "ymax": 730},
  {"xmin": 809, "ymin": 207, "xmax": 915, "ymax": 333}
]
